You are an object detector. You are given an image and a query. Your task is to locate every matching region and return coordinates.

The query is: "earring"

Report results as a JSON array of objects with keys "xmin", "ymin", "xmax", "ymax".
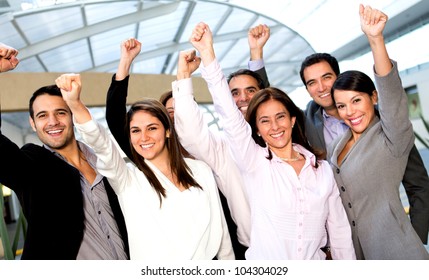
[{"xmin": 257, "ymin": 133, "xmax": 261, "ymax": 137}]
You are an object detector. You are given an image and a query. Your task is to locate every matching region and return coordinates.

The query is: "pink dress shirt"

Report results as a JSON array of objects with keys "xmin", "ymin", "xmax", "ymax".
[{"xmin": 202, "ymin": 59, "xmax": 356, "ymax": 260}]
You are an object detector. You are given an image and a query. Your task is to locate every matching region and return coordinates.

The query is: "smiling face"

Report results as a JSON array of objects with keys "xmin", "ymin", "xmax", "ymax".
[
  {"xmin": 255, "ymin": 99, "xmax": 296, "ymax": 154},
  {"xmin": 29, "ymin": 94, "xmax": 75, "ymax": 150},
  {"xmin": 129, "ymin": 110, "xmax": 170, "ymax": 163},
  {"xmin": 303, "ymin": 60, "xmax": 338, "ymax": 111},
  {"xmin": 229, "ymin": 74, "xmax": 260, "ymax": 116},
  {"xmin": 334, "ymin": 89, "xmax": 378, "ymax": 139}
]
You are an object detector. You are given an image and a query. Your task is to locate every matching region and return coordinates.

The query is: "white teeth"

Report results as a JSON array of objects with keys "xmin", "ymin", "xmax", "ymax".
[
  {"xmin": 350, "ymin": 116, "xmax": 363, "ymax": 125},
  {"xmin": 320, "ymin": 92, "xmax": 330, "ymax": 98},
  {"xmin": 239, "ymin": 106, "xmax": 248, "ymax": 111},
  {"xmin": 141, "ymin": 144, "xmax": 154, "ymax": 149},
  {"xmin": 271, "ymin": 132, "xmax": 284, "ymax": 138},
  {"xmin": 47, "ymin": 129, "xmax": 62, "ymax": 134}
]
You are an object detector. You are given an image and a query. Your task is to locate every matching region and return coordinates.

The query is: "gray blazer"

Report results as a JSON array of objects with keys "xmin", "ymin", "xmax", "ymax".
[
  {"xmin": 256, "ymin": 63, "xmax": 429, "ymax": 254},
  {"xmin": 328, "ymin": 61, "xmax": 429, "ymax": 259}
]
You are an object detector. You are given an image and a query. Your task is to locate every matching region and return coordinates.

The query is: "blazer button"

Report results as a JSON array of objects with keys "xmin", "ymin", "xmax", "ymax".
[
  {"xmin": 352, "ymin": 221, "xmax": 356, "ymax": 226},
  {"xmin": 341, "ymin": 186, "xmax": 345, "ymax": 192},
  {"xmin": 348, "ymin": 202, "xmax": 352, "ymax": 208},
  {"xmin": 336, "ymin": 168, "xmax": 340, "ymax": 174}
]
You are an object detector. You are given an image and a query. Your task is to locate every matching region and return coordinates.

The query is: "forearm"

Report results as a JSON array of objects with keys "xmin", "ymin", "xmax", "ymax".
[
  {"xmin": 116, "ymin": 56, "xmax": 133, "ymax": 81},
  {"xmin": 368, "ymin": 35, "xmax": 391, "ymax": 76},
  {"xmin": 376, "ymin": 61, "xmax": 414, "ymax": 156},
  {"xmin": 105, "ymin": 74, "xmax": 132, "ymax": 159},
  {"xmin": 250, "ymin": 46, "xmax": 263, "ymax": 61},
  {"xmin": 202, "ymin": 59, "xmax": 260, "ymax": 171},
  {"xmin": 173, "ymin": 78, "xmax": 222, "ymax": 169},
  {"xmin": 68, "ymin": 100, "xmax": 91, "ymax": 124},
  {"xmin": 75, "ymin": 119, "xmax": 128, "ymax": 193}
]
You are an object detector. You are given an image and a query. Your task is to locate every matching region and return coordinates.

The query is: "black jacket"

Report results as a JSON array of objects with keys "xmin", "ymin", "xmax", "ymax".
[{"xmin": 0, "ymin": 127, "xmax": 129, "ymax": 260}]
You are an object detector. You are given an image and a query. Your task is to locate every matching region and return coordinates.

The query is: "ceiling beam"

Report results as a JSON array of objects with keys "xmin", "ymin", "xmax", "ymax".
[
  {"xmin": 90, "ymin": 24, "xmax": 285, "ymax": 72},
  {"xmin": 332, "ymin": 1, "xmax": 429, "ymax": 61},
  {"xmin": 17, "ymin": 2, "xmax": 180, "ymax": 59}
]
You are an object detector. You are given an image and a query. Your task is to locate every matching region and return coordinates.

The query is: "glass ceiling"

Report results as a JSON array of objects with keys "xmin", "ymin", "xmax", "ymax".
[
  {"xmin": 1, "ymin": 0, "xmax": 316, "ymax": 92},
  {"xmin": 1, "ymin": 0, "xmax": 428, "ymax": 132}
]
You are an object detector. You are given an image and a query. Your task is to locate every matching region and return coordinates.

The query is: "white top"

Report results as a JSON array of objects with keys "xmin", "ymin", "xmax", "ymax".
[
  {"xmin": 172, "ymin": 78, "xmax": 251, "ymax": 247},
  {"xmin": 203, "ymin": 59, "xmax": 356, "ymax": 260},
  {"xmin": 75, "ymin": 118, "xmax": 234, "ymax": 260}
]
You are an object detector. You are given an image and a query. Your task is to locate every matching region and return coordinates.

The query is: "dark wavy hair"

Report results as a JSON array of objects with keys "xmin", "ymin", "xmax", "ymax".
[
  {"xmin": 246, "ymin": 87, "xmax": 325, "ymax": 167},
  {"xmin": 125, "ymin": 99, "xmax": 201, "ymax": 206}
]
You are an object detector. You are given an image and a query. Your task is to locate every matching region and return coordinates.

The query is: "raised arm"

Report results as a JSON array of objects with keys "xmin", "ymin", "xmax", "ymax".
[
  {"xmin": 359, "ymin": 4, "xmax": 390, "ymax": 75},
  {"xmin": 0, "ymin": 43, "xmax": 19, "ymax": 73},
  {"xmin": 360, "ymin": 5, "xmax": 412, "ymax": 153},
  {"xmin": 173, "ymin": 49, "xmax": 226, "ymax": 164},
  {"xmin": 56, "ymin": 73, "xmax": 131, "ymax": 194},
  {"xmin": 190, "ymin": 23, "xmax": 264, "ymax": 172},
  {"xmin": 1, "ymin": 43, "xmax": 19, "ymax": 127},
  {"xmin": 248, "ymin": 24, "xmax": 270, "ymax": 62},
  {"xmin": 55, "ymin": 74, "xmax": 91, "ymax": 124},
  {"xmin": 247, "ymin": 24, "xmax": 270, "ymax": 88},
  {"xmin": 105, "ymin": 38, "xmax": 142, "ymax": 159}
]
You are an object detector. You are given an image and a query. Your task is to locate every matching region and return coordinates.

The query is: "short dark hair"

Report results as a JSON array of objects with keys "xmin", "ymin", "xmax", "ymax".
[
  {"xmin": 227, "ymin": 69, "xmax": 265, "ymax": 90},
  {"xmin": 29, "ymin": 85, "xmax": 63, "ymax": 119},
  {"xmin": 159, "ymin": 90, "xmax": 173, "ymax": 107},
  {"xmin": 299, "ymin": 53, "xmax": 340, "ymax": 87}
]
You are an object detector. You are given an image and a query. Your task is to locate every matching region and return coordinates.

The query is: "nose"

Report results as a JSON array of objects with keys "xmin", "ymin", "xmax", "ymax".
[
  {"xmin": 271, "ymin": 119, "xmax": 279, "ymax": 130},
  {"xmin": 316, "ymin": 80, "xmax": 326, "ymax": 92},
  {"xmin": 345, "ymin": 105, "xmax": 355, "ymax": 116},
  {"xmin": 47, "ymin": 114, "xmax": 60, "ymax": 126},
  {"xmin": 237, "ymin": 90, "xmax": 250, "ymax": 102},
  {"xmin": 140, "ymin": 130, "xmax": 150, "ymax": 142}
]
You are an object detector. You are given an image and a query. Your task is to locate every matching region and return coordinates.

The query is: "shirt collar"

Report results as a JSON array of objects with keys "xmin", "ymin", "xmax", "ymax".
[{"xmin": 44, "ymin": 141, "xmax": 96, "ymax": 167}]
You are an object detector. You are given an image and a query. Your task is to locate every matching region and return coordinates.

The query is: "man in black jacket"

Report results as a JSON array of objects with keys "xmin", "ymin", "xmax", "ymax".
[{"xmin": 0, "ymin": 43, "xmax": 129, "ymax": 260}]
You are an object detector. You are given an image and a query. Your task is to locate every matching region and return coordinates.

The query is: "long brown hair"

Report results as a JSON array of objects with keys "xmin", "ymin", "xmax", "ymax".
[
  {"xmin": 126, "ymin": 99, "xmax": 202, "ymax": 206},
  {"xmin": 246, "ymin": 87, "xmax": 325, "ymax": 167}
]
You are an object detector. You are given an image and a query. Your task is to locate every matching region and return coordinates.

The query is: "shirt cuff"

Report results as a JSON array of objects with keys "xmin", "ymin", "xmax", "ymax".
[
  {"xmin": 248, "ymin": 59, "xmax": 264, "ymax": 71},
  {"xmin": 171, "ymin": 78, "xmax": 194, "ymax": 99},
  {"xmin": 74, "ymin": 118, "xmax": 98, "ymax": 133}
]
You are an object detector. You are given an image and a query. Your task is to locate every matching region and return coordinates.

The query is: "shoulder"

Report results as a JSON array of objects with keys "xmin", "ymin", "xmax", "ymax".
[
  {"xmin": 21, "ymin": 143, "xmax": 50, "ymax": 157},
  {"xmin": 185, "ymin": 158, "xmax": 217, "ymax": 185},
  {"xmin": 317, "ymin": 159, "xmax": 333, "ymax": 171},
  {"xmin": 304, "ymin": 100, "xmax": 323, "ymax": 120},
  {"xmin": 184, "ymin": 157, "xmax": 212, "ymax": 174}
]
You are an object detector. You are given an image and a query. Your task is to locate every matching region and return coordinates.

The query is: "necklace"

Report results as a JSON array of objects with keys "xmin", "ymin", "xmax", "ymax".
[{"xmin": 279, "ymin": 151, "xmax": 301, "ymax": 162}]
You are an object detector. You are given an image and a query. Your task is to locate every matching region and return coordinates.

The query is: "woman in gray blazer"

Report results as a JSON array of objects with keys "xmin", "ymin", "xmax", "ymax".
[{"xmin": 328, "ymin": 4, "xmax": 429, "ymax": 259}]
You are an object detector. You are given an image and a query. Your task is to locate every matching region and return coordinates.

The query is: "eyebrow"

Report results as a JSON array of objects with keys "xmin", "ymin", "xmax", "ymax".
[
  {"xmin": 258, "ymin": 111, "xmax": 287, "ymax": 120},
  {"xmin": 231, "ymin": 86, "xmax": 258, "ymax": 92},
  {"xmin": 306, "ymin": 72, "xmax": 333, "ymax": 86},
  {"xmin": 130, "ymin": 122, "xmax": 159, "ymax": 129},
  {"xmin": 35, "ymin": 108, "xmax": 68, "ymax": 117}
]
